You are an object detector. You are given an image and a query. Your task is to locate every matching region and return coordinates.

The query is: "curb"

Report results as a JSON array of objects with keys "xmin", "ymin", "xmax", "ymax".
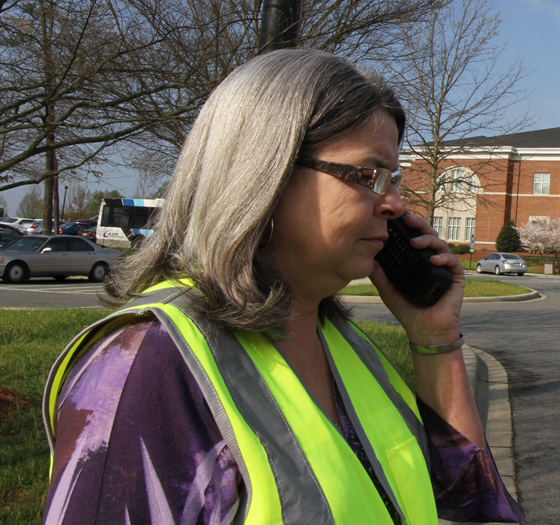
[
  {"xmin": 339, "ymin": 287, "xmax": 543, "ymax": 304},
  {"xmin": 439, "ymin": 345, "xmax": 520, "ymax": 525}
]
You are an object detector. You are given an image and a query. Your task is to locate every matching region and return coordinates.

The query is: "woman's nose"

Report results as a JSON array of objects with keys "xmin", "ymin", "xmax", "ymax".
[{"xmin": 375, "ymin": 184, "xmax": 405, "ymax": 218}]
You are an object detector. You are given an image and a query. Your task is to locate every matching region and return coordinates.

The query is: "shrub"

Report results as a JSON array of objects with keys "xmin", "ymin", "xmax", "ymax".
[
  {"xmin": 450, "ymin": 244, "xmax": 470, "ymax": 254},
  {"xmin": 496, "ymin": 220, "xmax": 520, "ymax": 252}
]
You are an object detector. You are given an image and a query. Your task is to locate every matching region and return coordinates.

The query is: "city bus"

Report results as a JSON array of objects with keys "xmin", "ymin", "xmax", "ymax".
[{"xmin": 96, "ymin": 197, "xmax": 165, "ymax": 248}]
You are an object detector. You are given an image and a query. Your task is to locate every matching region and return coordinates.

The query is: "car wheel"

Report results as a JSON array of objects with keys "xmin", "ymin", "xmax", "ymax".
[
  {"xmin": 89, "ymin": 262, "xmax": 108, "ymax": 283},
  {"xmin": 53, "ymin": 275, "xmax": 67, "ymax": 282},
  {"xmin": 476, "ymin": 264, "xmax": 482, "ymax": 274},
  {"xmin": 518, "ymin": 272, "xmax": 525, "ymax": 276},
  {"xmin": 3, "ymin": 262, "xmax": 28, "ymax": 283},
  {"xmin": 495, "ymin": 266, "xmax": 501, "ymax": 275}
]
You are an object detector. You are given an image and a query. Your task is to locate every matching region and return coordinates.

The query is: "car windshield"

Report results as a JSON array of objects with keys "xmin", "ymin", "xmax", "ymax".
[
  {"xmin": 1, "ymin": 218, "xmax": 17, "ymax": 223},
  {"xmin": 1, "ymin": 236, "xmax": 47, "ymax": 251},
  {"xmin": 502, "ymin": 254, "xmax": 521, "ymax": 259}
]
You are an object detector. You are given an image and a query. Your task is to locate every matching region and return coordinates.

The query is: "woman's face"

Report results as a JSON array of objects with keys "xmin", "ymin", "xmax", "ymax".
[{"xmin": 269, "ymin": 109, "xmax": 405, "ymax": 304}]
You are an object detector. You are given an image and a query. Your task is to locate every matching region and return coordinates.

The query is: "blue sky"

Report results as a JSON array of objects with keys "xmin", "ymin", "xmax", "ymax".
[
  {"xmin": 494, "ymin": 0, "xmax": 560, "ymax": 130},
  {"xmin": 3, "ymin": 0, "xmax": 559, "ymax": 215}
]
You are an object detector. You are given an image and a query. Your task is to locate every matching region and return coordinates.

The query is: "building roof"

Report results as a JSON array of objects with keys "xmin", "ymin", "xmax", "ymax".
[{"xmin": 444, "ymin": 127, "xmax": 560, "ymax": 148}]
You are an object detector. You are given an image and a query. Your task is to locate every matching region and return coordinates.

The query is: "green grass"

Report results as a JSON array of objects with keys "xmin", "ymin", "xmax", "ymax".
[
  {"xmin": 463, "ymin": 279, "xmax": 529, "ymax": 297},
  {"xmin": 339, "ymin": 283, "xmax": 381, "ymax": 296},
  {"xmin": 339, "ymin": 277, "xmax": 530, "ymax": 297},
  {"xmin": 0, "ymin": 309, "xmax": 109, "ymax": 524},
  {"xmin": 354, "ymin": 321, "xmax": 414, "ymax": 391}
]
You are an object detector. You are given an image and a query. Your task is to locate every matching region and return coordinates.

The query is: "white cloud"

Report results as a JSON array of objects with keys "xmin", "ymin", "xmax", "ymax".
[{"xmin": 519, "ymin": 0, "xmax": 560, "ymax": 21}]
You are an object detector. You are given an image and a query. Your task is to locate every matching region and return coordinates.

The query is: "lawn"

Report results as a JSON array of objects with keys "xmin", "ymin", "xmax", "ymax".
[
  {"xmin": 339, "ymin": 277, "xmax": 531, "ymax": 297},
  {"xmin": 0, "ymin": 309, "xmax": 108, "ymax": 524},
  {"xmin": 355, "ymin": 321, "xmax": 414, "ymax": 391}
]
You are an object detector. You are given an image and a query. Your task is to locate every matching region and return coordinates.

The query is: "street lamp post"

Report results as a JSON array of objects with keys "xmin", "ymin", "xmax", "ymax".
[
  {"xmin": 258, "ymin": 0, "xmax": 302, "ymax": 54},
  {"xmin": 61, "ymin": 179, "xmax": 69, "ymax": 223}
]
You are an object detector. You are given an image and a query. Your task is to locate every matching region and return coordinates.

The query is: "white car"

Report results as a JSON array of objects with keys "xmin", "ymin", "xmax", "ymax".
[{"xmin": 0, "ymin": 217, "xmax": 37, "ymax": 232}]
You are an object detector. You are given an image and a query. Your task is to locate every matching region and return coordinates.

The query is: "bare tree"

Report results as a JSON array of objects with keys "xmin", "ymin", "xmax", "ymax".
[
  {"xmin": 64, "ymin": 182, "xmax": 92, "ymax": 220},
  {"xmin": 390, "ymin": 0, "xmax": 530, "ymax": 225},
  {"xmin": 131, "ymin": 151, "xmax": 169, "ymax": 199},
  {"xmin": 16, "ymin": 186, "xmax": 44, "ymax": 218},
  {"xmin": 0, "ymin": 0, "xmax": 445, "ymax": 191},
  {"xmin": 0, "ymin": 194, "xmax": 7, "ymax": 215}
]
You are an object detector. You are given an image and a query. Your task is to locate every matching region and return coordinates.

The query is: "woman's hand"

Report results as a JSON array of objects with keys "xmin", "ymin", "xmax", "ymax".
[
  {"xmin": 371, "ymin": 213, "xmax": 487, "ymax": 449},
  {"xmin": 369, "ymin": 212, "xmax": 464, "ymax": 347}
]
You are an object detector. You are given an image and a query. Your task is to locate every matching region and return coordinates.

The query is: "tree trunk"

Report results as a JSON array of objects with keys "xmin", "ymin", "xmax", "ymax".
[
  {"xmin": 53, "ymin": 175, "xmax": 59, "ymax": 233},
  {"xmin": 40, "ymin": 0, "xmax": 57, "ymax": 235}
]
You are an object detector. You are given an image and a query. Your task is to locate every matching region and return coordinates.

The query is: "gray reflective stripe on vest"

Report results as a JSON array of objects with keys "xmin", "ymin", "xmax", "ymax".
[
  {"xmin": 158, "ymin": 293, "xmax": 335, "ymax": 525},
  {"xmin": 331, "ymin": 317, "xmax": 430, "ymax": 466}
]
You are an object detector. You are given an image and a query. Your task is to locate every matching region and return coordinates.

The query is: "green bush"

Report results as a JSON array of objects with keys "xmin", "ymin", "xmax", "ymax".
[
  {"xmin": 496, "ymin": 220, "xmax": 520, "ymax": 252},
  {"xmin": 450, "ymin": 244, "xmax": 470, "ymax": 254}
]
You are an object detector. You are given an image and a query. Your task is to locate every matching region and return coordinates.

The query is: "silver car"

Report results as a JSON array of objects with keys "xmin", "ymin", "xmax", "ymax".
[
  {"xmin": 0, "ymin": 235, "xmax": 122, "ymax": 283},
  {"xmin": 476, "ymin": 253, "xmax": 528, "ymax": 276},
  {"xmin": 20, "ymin": 220, "xmax": 66, "ymax": 235},
  {"xmin": 0, "ymin": 217, "xmax": 36, "ymax": 231}
]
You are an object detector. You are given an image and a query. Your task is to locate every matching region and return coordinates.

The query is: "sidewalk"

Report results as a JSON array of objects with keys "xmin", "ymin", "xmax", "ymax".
[{"xmin": 439, "ymin": 345, "xmax": 521, "ymax": 525}]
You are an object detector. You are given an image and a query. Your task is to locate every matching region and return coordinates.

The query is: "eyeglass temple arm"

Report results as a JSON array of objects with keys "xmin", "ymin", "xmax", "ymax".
[{"xmin": 296, "ymin": 157, "xmax": 363, "ymax": 183}]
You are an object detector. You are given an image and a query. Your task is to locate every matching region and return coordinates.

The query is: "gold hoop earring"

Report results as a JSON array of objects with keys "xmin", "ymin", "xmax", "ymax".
[{"xmin": 259, "ymin": 218, "xmax": 274, "ymax": 248}]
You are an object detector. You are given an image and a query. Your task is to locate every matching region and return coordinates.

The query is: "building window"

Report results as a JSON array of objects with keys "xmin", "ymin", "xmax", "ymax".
[
  {"xmin": 450, "ymin": 169, "xmax": 465, "ymax": 192},
  {"xmin": 533, "ymin": 173, "xmax": 550, "ymax": 195},
  {"xmin": 529, "ymin": 215, "xmax": 549, "ymax": 225},
  {"xmin": 465, "ymin": 218, "xmax": 475, "ymax": 241},
  {"xmin": 448, "ymin": 168, "xmax": 478, "ymax": 193},
  {"xmin": 433, "ymin": 217, "xmax": 444, "ymax": 238},
  {"xmin": 447, "ymin": 217, "xmax": 461, "ymax": 241}
]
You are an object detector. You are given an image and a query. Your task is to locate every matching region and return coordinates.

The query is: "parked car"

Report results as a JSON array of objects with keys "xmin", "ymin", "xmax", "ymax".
[
  {"xmin": 0, "ymin": 224, "xmax": 23, "ymax": 247},
  {"xmin": 476, "ymin": 253, "xmax": 528, "ymax": 276},
  {"xmin": 59, "ymin": 222, "xmax": 92, "ymax": 235},
  {"xmin": 0, "ymin": 235, "xmax": 122, "ymax": 283},
  {"xmin": 22, "ymin": 220, "xmax": 66, "ymax": 235},
  {"xmin": 78, "ymin": 226, "xmax": 97, "ymax": 243},
  {"xmin": 0, "ymin": 217, "xmax": 36, "ymax": 231}
]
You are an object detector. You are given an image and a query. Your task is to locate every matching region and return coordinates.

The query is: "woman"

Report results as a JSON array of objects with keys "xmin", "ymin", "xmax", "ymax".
[{"xmin": 43, "ymin": 50, "xmax": 523, "ymax": 524}]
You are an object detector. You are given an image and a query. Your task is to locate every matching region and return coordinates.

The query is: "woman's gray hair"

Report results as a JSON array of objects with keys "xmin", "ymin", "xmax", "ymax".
[{"xmin": 104, "ymin": 49, "xmax": 405, "ymax": 339}]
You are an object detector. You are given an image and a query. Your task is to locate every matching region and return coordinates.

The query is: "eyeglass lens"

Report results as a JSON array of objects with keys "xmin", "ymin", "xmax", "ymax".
[{"xmin": 368, "ymin": 170, "xmax": 401, "ymax": 194}]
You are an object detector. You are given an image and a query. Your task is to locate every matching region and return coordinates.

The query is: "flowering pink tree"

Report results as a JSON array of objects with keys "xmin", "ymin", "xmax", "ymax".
[
  {"xmin": 516, "ymin": 218, "xmax": 560, "ymax": 265},
  {"xmin": 516, "ymin": 221, "xmax": 547, "ymax": 254}
]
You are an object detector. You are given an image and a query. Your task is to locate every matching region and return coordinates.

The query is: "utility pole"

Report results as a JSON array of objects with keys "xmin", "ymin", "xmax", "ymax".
[{"xmin": 258, "ymin": 0, "xmax": 302, "ymax": 54}]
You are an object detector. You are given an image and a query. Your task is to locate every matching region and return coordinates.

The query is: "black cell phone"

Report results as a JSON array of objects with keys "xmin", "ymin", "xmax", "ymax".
[{"xmin": 374, "ymin": 215, "xmax": 453, "ymax": 307}]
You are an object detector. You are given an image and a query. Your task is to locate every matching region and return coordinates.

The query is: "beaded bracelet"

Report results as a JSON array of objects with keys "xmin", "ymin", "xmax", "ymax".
[{"xmin": 408, "ymin": 333, "xmax": 465, "ymax": 354}]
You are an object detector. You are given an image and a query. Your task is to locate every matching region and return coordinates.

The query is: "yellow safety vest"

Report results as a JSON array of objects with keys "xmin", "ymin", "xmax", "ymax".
[{"xmin": 44, "ymin": 281, "xmax": 438, "ymax": 524}]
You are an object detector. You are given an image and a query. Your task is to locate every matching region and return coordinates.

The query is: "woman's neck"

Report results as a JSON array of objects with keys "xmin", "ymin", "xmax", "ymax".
[{"xmin": 277, "ymin": 303, "xmax": 341, "ymax": 427}]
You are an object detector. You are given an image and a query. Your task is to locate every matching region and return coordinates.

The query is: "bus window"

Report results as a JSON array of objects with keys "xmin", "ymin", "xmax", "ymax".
[
  {"xmin": 131, "ymin": 207, "xmax": 150, "ymax": 229},
  {"xmin": 112, "ymin": 206, "xmax": 134, "ymax": 228}
]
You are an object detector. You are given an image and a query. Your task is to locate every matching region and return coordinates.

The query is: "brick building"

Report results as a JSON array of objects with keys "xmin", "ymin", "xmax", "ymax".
[{"xmin": 401, "ymin": 127, "xmax": 560, "ymax": 249}]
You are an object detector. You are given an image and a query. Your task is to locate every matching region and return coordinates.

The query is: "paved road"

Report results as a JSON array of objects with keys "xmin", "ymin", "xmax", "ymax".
[
  {"xmin": 0, "ymin": 279, "xmax": 105, "ymax": 308},
  {"xmin": 350, "ymin": 272, "xmax": 560, "ymax": 524}
]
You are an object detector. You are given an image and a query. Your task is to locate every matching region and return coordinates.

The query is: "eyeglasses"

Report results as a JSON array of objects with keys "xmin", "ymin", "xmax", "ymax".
[{"xmin": 296, "ymin": 156, "xmax": 402, "ymax": 195}]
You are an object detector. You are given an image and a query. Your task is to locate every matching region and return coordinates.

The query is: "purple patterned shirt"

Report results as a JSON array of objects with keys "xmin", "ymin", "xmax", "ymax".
[{"xmin": 44, "ymin": 317, "xmax": 523, "ymax": 524}]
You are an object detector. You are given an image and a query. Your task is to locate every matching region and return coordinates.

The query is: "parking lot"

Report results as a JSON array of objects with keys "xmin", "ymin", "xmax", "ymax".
[{"xmin": 0, "ymin": 279, "xmax": 105, "ymax": 308}]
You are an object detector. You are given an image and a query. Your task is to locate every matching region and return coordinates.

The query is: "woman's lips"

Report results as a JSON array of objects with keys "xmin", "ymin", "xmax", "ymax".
[{"xmin": 361, "ymin": 236, "xmax": 387, "ymax": 250}]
